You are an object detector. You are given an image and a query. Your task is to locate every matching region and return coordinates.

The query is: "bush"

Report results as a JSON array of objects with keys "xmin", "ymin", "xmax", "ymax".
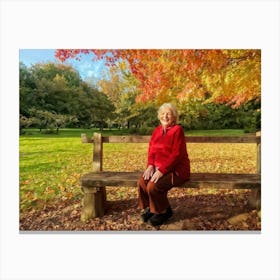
[
  {"xmin": 138, "ymin": 127, "xmax": 154, "ymax": 135},
  {"xmin": 244, "ymin": 127, "xmax": 257, "ymax": 133},
  {"xmin": 41, "ymin": 129, "xmax": 58, "ymax": 134}
]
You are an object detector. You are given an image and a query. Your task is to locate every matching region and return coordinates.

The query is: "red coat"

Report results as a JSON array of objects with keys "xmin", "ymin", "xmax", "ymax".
[{"xmin": 147, "ymin": 124, "xmax": 190, "ymax": 180}]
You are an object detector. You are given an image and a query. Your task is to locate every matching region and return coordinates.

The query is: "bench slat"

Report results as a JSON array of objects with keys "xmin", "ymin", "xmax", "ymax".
[
  {"xmin": 82, "ymin": 134, "xmax": 260, "ymax": 144},
  {"xmin": 80, "ymin": 172, "xmax": 261, "ymax": 189},
  {"xmin": 103, "ymin": 135, "xmax": 150, "ymax": 143},
  {"xmin": 102, "ymin": 136, "xmax": 260, "ymax": 144},
  {"xmin": 186, "ymin": 136, "xmax": 260, "ymax": 143}
]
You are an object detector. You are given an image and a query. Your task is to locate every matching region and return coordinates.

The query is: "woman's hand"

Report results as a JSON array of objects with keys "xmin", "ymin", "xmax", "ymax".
[
  {"xmin": 143, "ymin": 165, "xmax": 154, "ymax": 180},
  {"xmin": 150, "ymin": 170, "xmax": 163, "ymax": 183}
]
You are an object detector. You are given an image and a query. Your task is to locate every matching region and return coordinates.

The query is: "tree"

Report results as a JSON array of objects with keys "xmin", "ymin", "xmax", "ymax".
[
  {"xmin": 19, "ymin": 62, "xmax": 115, "ymax": 129},
  {"xmin": 178, "ymin": 98, "xmax": 260, "ymax": 131},
  {"xmin": 28, "ymin": 108, "xmax": 78, "ymax": 133},
  {"xmin": 20, "ymin": 62, "xmax": 36, "ymax": 116},
  {"xmin": 55, "ymin": 49, "xmax": 261, "ymax": 108}
]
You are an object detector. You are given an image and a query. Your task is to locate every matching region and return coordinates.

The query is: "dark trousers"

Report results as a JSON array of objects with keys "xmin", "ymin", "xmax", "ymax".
[{"xmin": 137, "ymin": 172, "xmax": 187, "ymax": 214}]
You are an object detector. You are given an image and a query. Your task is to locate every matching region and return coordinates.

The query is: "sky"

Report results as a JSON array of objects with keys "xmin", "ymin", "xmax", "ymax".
[{"xmin": 19, "ymin": 49, "xmax": 109, "ymax": 81}]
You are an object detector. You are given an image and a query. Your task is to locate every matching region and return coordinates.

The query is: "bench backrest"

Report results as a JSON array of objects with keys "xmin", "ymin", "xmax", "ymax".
[{"xmin": 81, "ymin": 132, "xmax": 261, "ymax": 174}]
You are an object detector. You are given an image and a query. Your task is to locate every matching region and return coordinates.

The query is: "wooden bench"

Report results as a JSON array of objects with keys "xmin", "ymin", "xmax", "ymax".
[{"xmin": 80, "ymin": 132, "xmax": 261, "ymax": 222}]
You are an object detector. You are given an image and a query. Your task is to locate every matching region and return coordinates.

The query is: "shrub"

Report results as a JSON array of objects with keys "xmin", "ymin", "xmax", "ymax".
[{"xmin": 41, "ymin": 129, "xmax": 58, "ymax": 134}]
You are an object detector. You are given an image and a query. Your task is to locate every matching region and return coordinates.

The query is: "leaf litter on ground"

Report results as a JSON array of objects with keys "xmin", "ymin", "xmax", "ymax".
[{"xmin": 20, "ymin": 141, "xmax": 261, "ymax": 231}]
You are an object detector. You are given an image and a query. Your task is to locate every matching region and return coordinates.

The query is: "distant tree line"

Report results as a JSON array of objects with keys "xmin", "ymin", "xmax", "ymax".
[
  {"xmin": 20, "ymin": 62, "xmax": 114, "ymax": 133},
  {"xmin": 20, "ymin": 62, "xmax": 260, "ymax": 135},
  {"xmin": 178, "ymin": 99, "xmax": 260, "ymax": 132}
]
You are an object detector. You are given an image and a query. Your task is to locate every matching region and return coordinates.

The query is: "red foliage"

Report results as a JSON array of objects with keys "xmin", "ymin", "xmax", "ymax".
[{"xmin": 55, "ymin": 49, "xmax": 261, "ymax": 107}]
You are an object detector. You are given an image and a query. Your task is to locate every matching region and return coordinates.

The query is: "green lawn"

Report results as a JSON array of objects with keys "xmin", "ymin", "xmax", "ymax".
[
  {"xmin": 21, "ymin": 127, "xmax": 248, "ymax": 138},
  {"xmin": 187, "ymin": 129, "xmax": 247, "ymax": 136},
  {"xmin": 19, "ymin": 128, "xmax": 254, "ymax": 213}
]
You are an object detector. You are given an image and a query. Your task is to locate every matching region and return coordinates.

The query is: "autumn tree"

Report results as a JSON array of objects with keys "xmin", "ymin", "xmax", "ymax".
[
  {"xmin": 55, "ymin": 49, "xmax": 261, "ymax": 108},
  {"xmin": 96, "ymin": 60, "xmax": 150, "ymax": 128}
]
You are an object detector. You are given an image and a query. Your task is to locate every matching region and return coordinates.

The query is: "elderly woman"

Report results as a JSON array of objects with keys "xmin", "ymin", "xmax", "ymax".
[{"xmin": 137, "ymin": 103, "xmax": 190, "ymax": 226}]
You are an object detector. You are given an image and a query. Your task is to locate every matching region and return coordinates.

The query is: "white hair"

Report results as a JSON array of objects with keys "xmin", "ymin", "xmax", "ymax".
[{"xmin": 157, "ymin": 103, "xmax": 179, "ymax": 124}]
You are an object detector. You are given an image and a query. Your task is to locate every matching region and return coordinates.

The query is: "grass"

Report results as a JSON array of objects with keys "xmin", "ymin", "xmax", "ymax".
[
  {"xmin": 21, "ymin": 128, "xmax": 133, "ymax": 138},
  {"xmin": 19, "ymin": 128, "xmax": 255, "ymax": 213},
  {"xmin": 186, "ymin": 129, "xmax": 247, "ymax": 136},
  {"xmin": 20, "ymin": 137, "xmax": 90, "ymax": 210},
  {"xmin": 21, "ymin": 127, "xmax": 248, "ymax": 138}
]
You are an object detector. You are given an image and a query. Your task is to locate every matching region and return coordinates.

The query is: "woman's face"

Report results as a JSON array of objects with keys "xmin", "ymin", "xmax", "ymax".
[{"xmin": 159, "ymin": 107, "xmax": 175, "ymax": 128}]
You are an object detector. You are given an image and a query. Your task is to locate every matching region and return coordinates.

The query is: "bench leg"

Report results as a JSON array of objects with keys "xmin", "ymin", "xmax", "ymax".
[
  {"xmin": 81, "ymin": 186, "xmax": 106, "ymax": 222},
  {"xmin": 248, "ymin": 188, "xmax": 261, "ymax": 210}
]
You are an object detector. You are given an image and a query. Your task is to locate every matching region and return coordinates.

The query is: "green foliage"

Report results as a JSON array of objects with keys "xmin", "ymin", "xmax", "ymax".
[
  {"xmin": 178, "ymin": 99, "xmax": 260, "ymax": 131},
  {"xmin": 25, "ymin": 108, "xmax": 78, "ymax": 133},
  {"xmin": 234, "ymin": 99, "xmax": 261, "ymax": 132},
  {"xmin": 19, "ymin": 62, "xmax": 115, "ymax": 129},
  {"xmin": 128, "ymin": 126, "xmax": 154, "ymax": 135}
]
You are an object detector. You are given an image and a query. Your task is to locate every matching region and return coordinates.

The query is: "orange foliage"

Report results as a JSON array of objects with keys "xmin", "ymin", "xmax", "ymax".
[{"xmin": 55, "ymin": 49, "xmax": 261, "ymax": 107}]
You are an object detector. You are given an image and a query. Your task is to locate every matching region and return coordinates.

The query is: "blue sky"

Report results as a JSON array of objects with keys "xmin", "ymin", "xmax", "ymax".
[{"xmin": 19, "ymin": 49, "xmax": 109, "ymax": 81}]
